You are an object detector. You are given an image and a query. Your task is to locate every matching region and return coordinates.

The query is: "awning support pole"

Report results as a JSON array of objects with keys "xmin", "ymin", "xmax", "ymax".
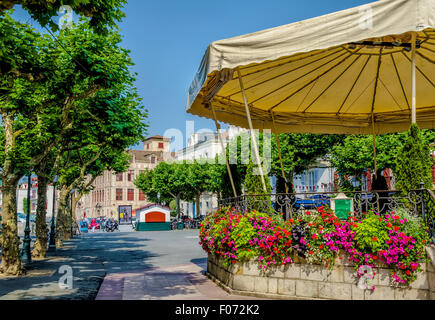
[
  {"xmin": 411, "ymin": 32, "xmax": 417, "ymax": 124},
  {"xmin": 371, "ymin": 47, "xmax": 382, "ymax": 182},
  {"xmin": 371, "ymin": 114, "xmax": 378, "ymax": 180},
  {"xmin": 237, "ymin": 68, "xmax": 268, "ymax": 194},
  {"xmin": 271, "ymin": 112, "xmax": 293, "ymax": 220},
  {"xmin": 211, "ymin": 104, "xmax": 238, "ymax": 198},
  {"xmin": 271, "ymin": 113, "xmax": 289, "ymax": 194},
  {"xmin": 372, "ymin": 113, "xmax": 380, "ymax": 212}
]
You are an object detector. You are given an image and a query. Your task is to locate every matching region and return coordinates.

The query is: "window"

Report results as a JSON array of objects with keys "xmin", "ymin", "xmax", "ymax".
[
  {"xmin": 158, "ymin": 142, "xmax": 164, "ymax": 149},
  {"xmin": 139, "ymin": 190, "xmax": 146, "ymax": 201},
  {"xmin": 127, "ymin": 171, "xmax": 134, "ymax": 181},
  {"xmin": 151, "ymin": 157, "xmax": 156, "ymax": 164},
  {"xmin": 116, "ymin": 189, "xmax": 123, "ymax": 201},
  {"xmin": 127, "ymin": 189, "xmax": 134, "ymax": 201},
  {"xmin": 146, "ymin": 143, "xmax": 150, "ymax": 150},
  {"xmin": 116, "ymin": 173, "xmax": 123, "ymax": 182}
]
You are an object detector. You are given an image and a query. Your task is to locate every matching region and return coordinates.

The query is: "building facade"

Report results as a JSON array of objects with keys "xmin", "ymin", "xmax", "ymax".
[
  {"xmin": 175, "ymin": 126, "xmax": 247, "ymax": 218},
  {"xmin": 77, "ymin": 136, "xmax": 173, "ymax": 223}
]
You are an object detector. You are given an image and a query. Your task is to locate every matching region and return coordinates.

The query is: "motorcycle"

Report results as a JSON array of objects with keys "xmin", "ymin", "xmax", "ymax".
[{"xmin": 105, "ymin": 219, "xmax": 119, "ymax": 232}]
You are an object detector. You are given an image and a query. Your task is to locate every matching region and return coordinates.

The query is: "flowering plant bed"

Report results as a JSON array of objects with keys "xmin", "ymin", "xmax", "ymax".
[{"xmin": 199, "ymin": 206, "xmax": 432, "ymax": 290}]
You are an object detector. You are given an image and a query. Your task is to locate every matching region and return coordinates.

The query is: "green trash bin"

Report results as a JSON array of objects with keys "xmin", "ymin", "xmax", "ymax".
[{"xmin": 177, "ymin": 222, "xmax": 184, "ymax": 230}]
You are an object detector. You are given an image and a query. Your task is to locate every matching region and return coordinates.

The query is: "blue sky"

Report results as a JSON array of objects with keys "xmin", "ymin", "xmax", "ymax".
[{"xmin": 12, "ymin": 0, "xmax": 373, "ymax": 150}]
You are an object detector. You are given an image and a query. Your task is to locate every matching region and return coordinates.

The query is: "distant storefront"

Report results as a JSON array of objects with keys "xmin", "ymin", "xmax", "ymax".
[
  {"xmin": 118, "ymin": 205, "xmax": 132, "ymax": 225},
  {"xmin": 135, "ymin": 204, "xmax": 171, "ymax": 231}
]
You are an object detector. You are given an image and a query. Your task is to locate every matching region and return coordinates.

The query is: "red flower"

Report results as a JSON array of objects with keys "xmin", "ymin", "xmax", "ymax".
[
  {"xmin": 406, "ymin": 270, "xmax": 411, "ymax": 275},
  {"xmin": 372, "ymin": 256, "xmax": 377, "ymax": 260},
  {"xmin": 394, "ymin": 226, "xmax": 400, "ymax": 232},
  {"xmin": 386, "ymin": 223, "xmax": 392, "ymax": 228},
  {"xmin": 305, "ymin": 211, "xmax": 311, "ymax": 215},
  {"xmin": 319, "ymin": 244, "xmax": 324, "ymax": 249},
  {"xmin": 372, "ymin": 237, "xmax": 378, "ymax": 242},
  {"xmin": 309, "ymin": 251, "xmax": 313, "ymax": 255}
]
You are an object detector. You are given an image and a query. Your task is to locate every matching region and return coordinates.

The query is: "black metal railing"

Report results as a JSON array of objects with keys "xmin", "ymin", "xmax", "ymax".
[{"xmin": 218, "ymin": 188, "xmax": 435, "ymax": 242}]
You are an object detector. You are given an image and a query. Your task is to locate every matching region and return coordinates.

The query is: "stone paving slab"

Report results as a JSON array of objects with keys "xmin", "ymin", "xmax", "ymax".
[{"xmin": 96, "ymin": 262, "xmax": 265, "ymax": 300}]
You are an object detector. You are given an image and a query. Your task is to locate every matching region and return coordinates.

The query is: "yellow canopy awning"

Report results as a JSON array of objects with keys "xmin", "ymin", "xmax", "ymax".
[{"xmin": 187, "ymin": 0, "xmax": 435, "ymax": 135}]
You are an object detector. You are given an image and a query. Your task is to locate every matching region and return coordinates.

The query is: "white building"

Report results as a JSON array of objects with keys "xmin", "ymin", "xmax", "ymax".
[
  {"xmin": 292, "ymin": 159, "xmax": 336, "ymax": 193},
  {"xmin": 0, "ymin": 179, "xmax": 58, "ymax": 219},
  {"xmin": 175, "ymin": 126, "xmax": 246, "ymax": 218}
]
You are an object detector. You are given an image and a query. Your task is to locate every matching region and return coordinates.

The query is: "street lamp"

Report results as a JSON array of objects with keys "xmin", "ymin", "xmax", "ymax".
[
  {"xmin": 70, "ymin": 189, "xmax": 75, "ymax": 238},
  {"xmin": 48, "ymin": 175, "xmax": 59, "ymax": 253},
  {"xmin": 95, "ymin": 203, "xmax": 102, "ymax": 218},
  {"xmin": 21, "ymin": 173, "xmax": 32, "ymax": 264}
]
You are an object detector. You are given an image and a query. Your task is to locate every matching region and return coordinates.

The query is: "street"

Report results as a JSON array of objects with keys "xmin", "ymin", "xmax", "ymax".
[{"xmin": 0, "ymin": 227, "xmax": 259, "ymax": 300}]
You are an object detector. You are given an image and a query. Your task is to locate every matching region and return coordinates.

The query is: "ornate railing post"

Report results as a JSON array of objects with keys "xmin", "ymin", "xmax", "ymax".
[{"xmin": 419, "ymin": 181, "xmax": 426, "ymax": 224}]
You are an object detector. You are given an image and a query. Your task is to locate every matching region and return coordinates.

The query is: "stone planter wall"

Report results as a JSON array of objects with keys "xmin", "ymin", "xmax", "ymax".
[{"xmin": 207, "ymin": 247, "xmax": 435, "ymax": 300}]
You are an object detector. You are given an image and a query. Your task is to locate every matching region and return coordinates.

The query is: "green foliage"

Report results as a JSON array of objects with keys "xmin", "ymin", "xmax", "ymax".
[
  {"xmin": 330, "ymin": 135, "xmax": 374, "ymax": 184},
  {"xmin": 272, "ymin": 133, "xmax": 344, "ymax": 177},
  {"xmin": 395, "ymin": 208, "xmax": 427, "ymax": 237},
  {"xmin": 395, "ymin": 124, "xmax": 433, "ymax": 194},
  {"xmin": 22, "ymin": 197, "xmax": 28, "ymax": 214},
  {"xmin": 244, "ymin": 160, "xmax": 271, "ymax": 195},
  {"xmin": 354, "ymin": 213, "xmax": 389, "ymax": 252},
  {"xmin": 1, "ymin": 1, "xmax": 126, "ymax": 33}
]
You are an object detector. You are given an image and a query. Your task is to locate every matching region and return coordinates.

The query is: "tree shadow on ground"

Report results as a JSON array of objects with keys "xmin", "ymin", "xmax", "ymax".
[{"xmin": 0, "ymin": 233, "xmax": 156, "ymax": 300}]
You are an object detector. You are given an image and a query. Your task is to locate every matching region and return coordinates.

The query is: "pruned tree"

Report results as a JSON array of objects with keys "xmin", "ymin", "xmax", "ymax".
[{"xmin": 1, "ymin": 1, "xmax": 126, "ymax": 33}]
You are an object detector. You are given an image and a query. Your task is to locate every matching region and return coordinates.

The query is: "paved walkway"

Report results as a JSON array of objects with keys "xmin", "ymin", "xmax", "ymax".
[
  {"xmin": 0, "ymin": 229, "xmax": 264, "ymax": 300},
  {"xmin": 96, "ymin": 262, "xmax": 258, "ymax": 300}
]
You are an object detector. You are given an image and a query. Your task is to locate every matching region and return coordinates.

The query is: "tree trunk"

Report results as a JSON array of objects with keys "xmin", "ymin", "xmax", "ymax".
[
  {"xmin": 0, "ymin": 182, "xmax": 23, "ymax": 275},
  {"xmin": 55, "ymin": 186, "xmax": 70, "ymax": 247},
  {"xmin": 196, "ymin": 192, "xmax": 201, "ymax": 217},
  {"xmin": 176, "ymin": 193, "xmax": 181, "ymax": 220},
  {"xmin": 32, "ymin": 176, "xmax": 49, "ymax": 259},
  {"xmin": 0, "ymin": 113, "xmax": 23, "ymax": 275}
]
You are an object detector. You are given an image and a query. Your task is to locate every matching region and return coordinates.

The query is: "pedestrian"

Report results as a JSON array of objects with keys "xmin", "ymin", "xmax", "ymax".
[{"xmin": 372, "ymin": 168, "xmax": 389, "ymax": 214}]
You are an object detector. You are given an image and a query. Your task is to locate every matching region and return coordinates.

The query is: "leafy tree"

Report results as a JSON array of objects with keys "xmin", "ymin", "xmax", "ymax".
[
  {"xmin": 244, "ymin": 160, "xmax": 272, "ymax": 195},
  {"xmin": 1, "ymin": 1, "xmax": 126, "ymax": 33},
  {"xmin": 0, "ymin": 16, "xmax": 147, "ymax": 272},
  {"xmin": 187, "ymin": 161, "xmax": 211, "ymax": 217},
  {"xmin": 135, "ymin": 161, "xmax": 194, "ymax": 219},
  {"xmin": 226, "ymin": 131, "xmax": 343, "ymax": 195},
  {"xmin": 0, "ymin": 14, "xmax": 49, "ymax": 275},
  {"xmin": 330, "ymin": 135, "xmax": 374, "ymax": 190},
  {"xmin": 272, "ymin": 133, "xmax": 344, "ymax": 191},
  {"xmin": 395, "ymin": 124, "xmax": 433, "ymax": 194}
]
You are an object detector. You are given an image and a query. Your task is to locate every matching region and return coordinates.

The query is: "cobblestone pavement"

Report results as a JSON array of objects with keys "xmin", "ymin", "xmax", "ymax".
[{"xmin": 0, "ymin": 227, "xmax": 264, "ymax": 300}]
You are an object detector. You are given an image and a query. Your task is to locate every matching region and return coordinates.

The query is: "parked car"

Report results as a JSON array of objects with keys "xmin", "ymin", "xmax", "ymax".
[
  {"xmin": 80, "ymin": 221, "xmax": 89, "ymax": 233},
  {"xmin": 293, "ymin": 194, "xmax": 331, "ymax": 210},
  {"xmin": 17, "ymin": 213, "xmax": 26, "ymax": 223},
  {"xmin": 88, "ymin": 219, "xmax": 100, "ymax": 231}
]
